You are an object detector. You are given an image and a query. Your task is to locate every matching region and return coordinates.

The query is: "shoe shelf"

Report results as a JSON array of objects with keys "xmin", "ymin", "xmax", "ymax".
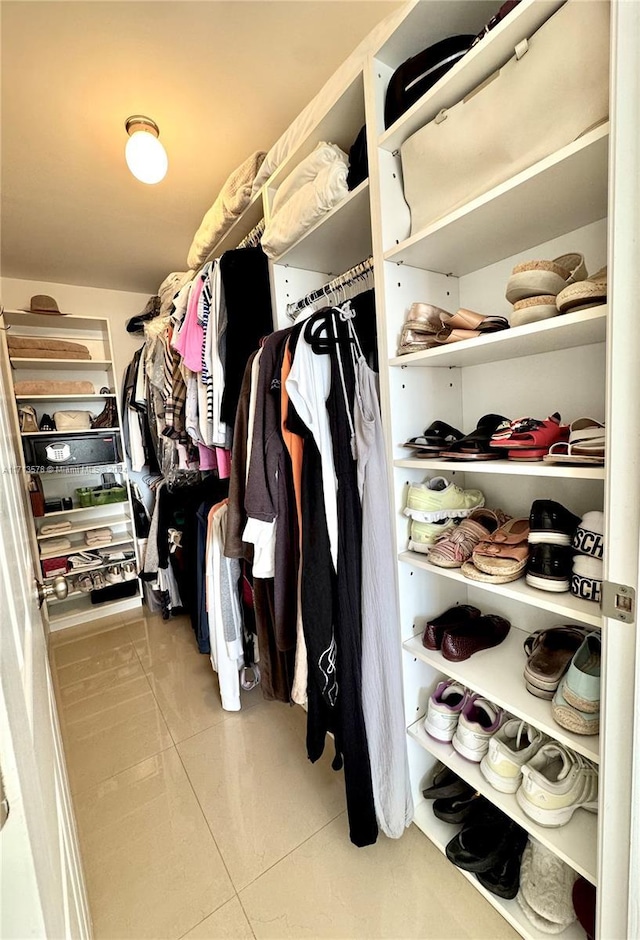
[
  {"xmin": 384, "ymin": 124, "xmax": 608, "ymax": 276},
  {"xmin": 46, "ymin": 590, "xmax": 141, "ymax": 627},
  {"xmin": 21, "ymin": 427, "xmax": 120, "ymax": 437},
  {"xmin": 389, "ymin": 306, "xmax": 607, "ymax": 369},
  {"xmin": 408, "ymin": 719, "xmax": 597, "ymax": 885},
  {"xmin": 37, "ymin": 514, "xmax": 130, "ymax": 540},
  {"xmin": 44, "ymin": 558, "xmax": 134, "ymax": 582},
  {"xmin": 394, "ymin": 458, "xmax": 605, "ymax": 481},
  {"xmin": 398, "ymin": 552, "xmax": 602, "ymax": 629},
  {"xmin": 10, "ymin": 359, "xmax": 113, "ymax": 371},
  {"xmin": 412, "ymin": 801, "xmax": 587, "ymax": 940},
  {"xmin": 403, "ymin": 632, "xmax": 599, "ymax": 764},
  {"xmin": 378, "ymin": 0, "xmax": 563, "ymax": 154},
  {"xmin": 15, "ymin": 393, "xmax": 117, "ymax": 401},
  {"xmin": 39, "ymin": 533, "xmax": 134, "ymax": 560},
  {"xmin": 271, "ymin": 180, "xmax": 371, "ymax": 274}
]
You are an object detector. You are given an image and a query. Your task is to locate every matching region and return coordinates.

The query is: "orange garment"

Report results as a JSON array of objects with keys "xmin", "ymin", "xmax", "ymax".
[{"xmin": 280, "ymin": 338, "xmax": 304, "ymax": 544}]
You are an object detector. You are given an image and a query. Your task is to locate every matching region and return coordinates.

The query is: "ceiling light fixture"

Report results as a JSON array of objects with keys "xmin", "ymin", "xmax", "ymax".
[{"xmin": 124, "ymin": 115, "xmax": 168, "ymax": 184}]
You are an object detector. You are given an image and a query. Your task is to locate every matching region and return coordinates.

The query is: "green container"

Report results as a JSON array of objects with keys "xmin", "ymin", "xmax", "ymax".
[{"xmin": 75, "ymin": 485, "xmax": 127, "ymax": 507}]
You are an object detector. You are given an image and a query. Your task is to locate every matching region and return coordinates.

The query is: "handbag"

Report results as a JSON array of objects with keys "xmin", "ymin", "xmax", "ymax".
[
  {"xmin": 53, "ymin": 410, "xmax": 93, "ymax": 431},
  {"xmin": 400, "ymin": 0, "xmax": 610, "ymax": 234}
]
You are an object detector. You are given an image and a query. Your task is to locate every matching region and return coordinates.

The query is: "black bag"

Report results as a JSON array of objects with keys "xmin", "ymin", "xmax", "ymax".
[
  {"xmin": 384, "ymin": 35, "xmax": 475, "ymax": 129},
  {"xmin": 347, "ymin": 125, "xmax": 368, "ymax": 190}
]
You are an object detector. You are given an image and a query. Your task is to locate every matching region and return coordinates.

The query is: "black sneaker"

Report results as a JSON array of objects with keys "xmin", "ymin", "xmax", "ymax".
[
  {"xmin": 526, "ymin": 544, "xmax": 573, "ymax": 592},
  {"xmin": 528, "ymin": 499, "xmax": 581, "ymax": 546}
]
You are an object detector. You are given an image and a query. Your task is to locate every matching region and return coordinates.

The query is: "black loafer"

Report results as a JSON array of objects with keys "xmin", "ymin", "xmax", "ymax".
[
  {"xmin": 528, "ymin": 499, "xmax": 581, "ymax": 546},
  {"xmin": 433, "ymin": 790, "xmax": 488, "ymax": 824},
  {"xmin": 422, "ymin": 764, "xmax": 469, "ymax": 801},
  {"xmin": 476, "ymin": 826, "xmax": 529, "ymax": 899},
  {"xmin": 445, "ymin": 808, "xmax": 513, "ymax": 873}
]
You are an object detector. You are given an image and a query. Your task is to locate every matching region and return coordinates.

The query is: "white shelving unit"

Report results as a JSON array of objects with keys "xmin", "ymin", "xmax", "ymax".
[
  {"xmin": 123, "ymin": 0, "xmax": 638, "ymax": 934},
  {"xmin": 0, "ymin": 309, "xmax": 142, "ymax": 630}
]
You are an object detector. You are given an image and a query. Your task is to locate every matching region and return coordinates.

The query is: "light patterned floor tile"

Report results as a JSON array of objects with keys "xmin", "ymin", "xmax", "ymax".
[{"xmin": 180, "ymin": 897, "xmax": 254, "ymax": 940}]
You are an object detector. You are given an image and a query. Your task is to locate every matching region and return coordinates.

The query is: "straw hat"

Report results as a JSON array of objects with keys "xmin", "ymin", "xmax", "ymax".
[{"xmin": 26, "ymin": 295, "xmax": 64, "ymax": 316}]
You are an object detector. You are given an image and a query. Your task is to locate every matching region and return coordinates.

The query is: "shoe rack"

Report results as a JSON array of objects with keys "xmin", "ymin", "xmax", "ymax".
[
  {"xmin": 116, "ymin": 0, "xmax": 637, "ymax": 934},
  {"xmin": 0, "ymin": 309, "xmax": 142, "ymax": 630}
]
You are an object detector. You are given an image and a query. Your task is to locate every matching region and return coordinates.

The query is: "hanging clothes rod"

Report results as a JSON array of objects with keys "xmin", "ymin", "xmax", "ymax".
[
  {"xmin": 286, "ymin": 256, "xmax": 374, "ymax": 320},
  {"xmin": 238, "ymin": 218, "xmax": 265, "ymax": 249}
]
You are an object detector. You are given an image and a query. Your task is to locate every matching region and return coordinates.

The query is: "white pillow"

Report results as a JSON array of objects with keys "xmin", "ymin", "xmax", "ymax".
[{"xmin": 271, "ymin": 142, "xmax": 348, "ymax": 216}]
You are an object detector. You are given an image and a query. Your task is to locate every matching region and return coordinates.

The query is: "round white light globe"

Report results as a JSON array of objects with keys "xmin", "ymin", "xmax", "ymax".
[{"xmin": 125, "ymin": 130, "xmax": 168, "ymax": 184}]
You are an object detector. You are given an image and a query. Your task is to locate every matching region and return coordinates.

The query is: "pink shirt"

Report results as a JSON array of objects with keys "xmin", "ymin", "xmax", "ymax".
[{"xmin": 173, "ymin": 275, "xmax": 204, "ymax": 372}]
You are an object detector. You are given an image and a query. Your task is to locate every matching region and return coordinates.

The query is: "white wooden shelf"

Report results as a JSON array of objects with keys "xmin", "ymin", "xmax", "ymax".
[
  {"xmin": 2, "ymin": 310, "xmax": 110, "ymax": 330},
  {"xmin": 40, "ymin": 503, "xmax": 125, "ymax": 519},
  {"xmin": 403, "ymin": 632, "xmax": 599, "ymax": 764},
  {"xmin": 37, "ymin": 514, "xmax": 130, "ymax": 540},
  {"xmin": 394, "ymin": 457, "xmax": 605, "ymax": 481},
  {"xmin": 272, "ymin": 181, "xmax": 371, "ymax": 274},
  {"xmin": 408, "ymin": 719, "xmax": 597, "ymax": 884},
  {"xmin": 389, "ymin": 306, "xmax": 607, "ymax": 369},
  {"xmin": 385, "ymin": 124, "xmax": 608, "ymax": 276},
  {"xmin": 39, "ymin": 533, "xmax": 134, "ymax": 560},
  {"xmin": 10, "ymin": 359, "xmax": 113, "ymax": 371},
  {"xmin": 398, "ymin": 551, "xmax": 602, "ymax": 629},
  {"xmin": 412, "ymin": 801, "xmax": 588, "ymax": 940},
  {"xmin": 25, "ymin": 463, "xmax": 124, "ymax": 475},
  {"xmin": 15, "ymin": 393, "xmax": 116, "ymax": 401},
  {"xmin": 379, "ymin": 0, "xmax": 563, "ymax": 153},
  {"xmin": 22, "ymin": 428, "xmax": 120, "ymax": 438},
  {"xmin": 44, "ymin": 556, "xmax": 135, "ymax": 581},
  {"xmin": 205, "ymin": 190, "xmax": 264, "ymax": 261},
  {"xmin": 47, "ymin": 590, "xmax": 142, "ymax": 627}
]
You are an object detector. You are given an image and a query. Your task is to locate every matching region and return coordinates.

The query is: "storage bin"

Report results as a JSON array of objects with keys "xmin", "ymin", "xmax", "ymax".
[
  {"xmin": 75, "ymin": 485, "xmax": 127, "ymax": 507},
  {"xmin": 400, "ymin": 0, "xmax": 610, "ymax": 234}
]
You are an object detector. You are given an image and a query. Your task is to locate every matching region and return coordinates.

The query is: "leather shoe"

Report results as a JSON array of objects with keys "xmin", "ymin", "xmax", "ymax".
[
  {"xmin": 526, "ymin": 544, "xmax": 573, "ymax": 593},
  {"xmin": 441, "ymin": 614, "xmax": 510, "ymax": 662},
  {"xmin": 476, "ymin": 825, "xmax": 529, "ymax": 899},
  {"xmin": 445, "ymin": 806, "xmax": 514, "ymax": 873},
  {"xmin": 422, "ymin": 764, "xmax": 469, "ymax": 801},
  {"xmin": 528, "ymin": 499, "xmax": 581, "ymax": 546},
  {"xmin": 422, "ymin": 604, "xmax": 481, "ymax": 650}
]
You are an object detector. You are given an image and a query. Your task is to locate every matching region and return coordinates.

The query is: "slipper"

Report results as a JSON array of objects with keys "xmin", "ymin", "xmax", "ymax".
[
  {"xmin": 523, "ymin": 626, "xmax": 588, "ymax": 699},
  {"xmin": 461, "ymin": 559, "xmax": 525, "ymax": 584},
  {"xmin": 505, "ymin": 252, "xmax": 587, "ymax": 303},
  {"xmin": 544, "ymin": 418, "xmax": 605, "ymax": 465},
  {"xmin": 472, "ymin": 518, "xmax": 530, "ymax": 577},
  {"xmin": 556, "ymin": 266, "xmax": 607, "ymax": 313},
  {"xmin": 402, "ymin": 421, "xmax": 464, "ymax": 454},
  {"xmin": 443, "ymin": 414, "xmax": 510, "ymax": 460},
  {"xmin": 511, "ymin": 295, "xmax": 558, "ymax": 327}
]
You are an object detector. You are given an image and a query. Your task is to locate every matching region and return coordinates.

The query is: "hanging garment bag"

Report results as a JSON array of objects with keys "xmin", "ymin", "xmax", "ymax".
[{"xmin": 400, "ymin": 0, "xmax": 610, "ymax": 234}]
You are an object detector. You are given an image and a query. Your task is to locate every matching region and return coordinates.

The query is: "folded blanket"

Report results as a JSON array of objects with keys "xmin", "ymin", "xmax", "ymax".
[
  {"xmin": 271, "ymin": 142, "xmax": 348, "ymax": 216},
  {"xmin": 14, "ymin": 380, "xmax": 95, "ymax": 395},
  {"xmin": 11, "ymin": 348, "xmax": 91, "ymax": 360},
  {"xmin": 85, "ymin": 527, "xmax": 113, "ymax": 546},
  {"xmin": 261, "ymin": 160, "xmax": 349, "ymax": 258},
  {"xmin": 40, "ymin": 538, "xmax": 72, "ymax": 554},
  {"xmin": 187, "ymin": 150, "xmax": 266, "ymax": 269},
  {"xmin": 41, "ymin": 521, "xmax": 73, "ymax": 535},
  {"xmin": 8, "ymin": 336, "xmax": 91, "ymax": 357}
]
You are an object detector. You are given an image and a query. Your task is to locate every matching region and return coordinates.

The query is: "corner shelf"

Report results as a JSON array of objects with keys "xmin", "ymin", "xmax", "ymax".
[
  {"xmin": 389, "ymin": 306, "xmax": 607, "ymax": 369},
  {"xmin": 398, "ymin": 551, "xmax": 602, "ymax": 629},
  {"xmin": 385, "ymin": 124, "xmax": 608, "ymax": 276},
  {"xmin": 394, "ymin": 457, "xmax": 605, "ymax": 481},
  {"xmin": 412, "ymin": 801, "xmax": 588, "ymax": 940},
  {"xmin": 272, "ymin": 180, "xmax": 371, "ymax": 274},
  {"xmin": 402, "ymin": 632, "xmax": 599, "ymax": 764},
  {"xmin": 37, "ymin": 514, "xmax": 130, "ymax": 540},
  {"xmin": 408, "ymin": 719, "xmax": 597, "ymax": 884},
  {"xmin": 39, "ymin": 533, "xmax": 134, "ymax": 561}
]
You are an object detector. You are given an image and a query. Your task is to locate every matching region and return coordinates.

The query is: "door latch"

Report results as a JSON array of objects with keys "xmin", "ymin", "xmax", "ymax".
[{"xmin": 602, "ymin": 581, "xmax": 636, "ymax": 623}]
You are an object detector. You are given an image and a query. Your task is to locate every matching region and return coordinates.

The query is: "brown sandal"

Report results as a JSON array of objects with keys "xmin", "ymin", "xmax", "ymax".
[{"xmin": 472, "ymin": 518, "xmax": 530, "ymax": 578}]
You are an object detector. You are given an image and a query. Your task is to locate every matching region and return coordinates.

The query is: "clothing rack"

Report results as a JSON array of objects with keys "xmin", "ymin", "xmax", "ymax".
[
  {"xmin": 286, "ymin": 256, "xmax": 374, "ymax": 320},
  {"xmin": 238, "ymin": 218, "xmax": 265, "ymax": 249}
]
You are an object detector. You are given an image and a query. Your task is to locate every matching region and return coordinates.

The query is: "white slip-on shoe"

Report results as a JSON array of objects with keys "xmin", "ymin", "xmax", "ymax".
[
  {"xmin": 424, "ymin": 680, "xmax": 470, "ymax": 743},
  {"xmin": 516, "ymin": 742, "xmax": 598, "ymax": 827},
  {"xmin": 480, "ymin": 719, "xmax": 548, "ymax": 793}
]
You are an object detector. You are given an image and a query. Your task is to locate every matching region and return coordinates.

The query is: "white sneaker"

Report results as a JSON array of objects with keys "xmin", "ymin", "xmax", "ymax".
[
  {"xmin": 404, "ymin": 476, "xmax": 485, "ymax": 523},
  {"xmin": 424, "ymin": 680, "xmax": 469, "ymax": 743},
  {"xmin": 408, "ymin": 518, "xmax": 457, "ymax": 554},
  {"xmin": 452, "ymin": 696, "xmax": 505, "ymax": 762},
  {"xmin": 516, "ymin": 742, "xmax": 598, "ymax": 827},
  {"xmin": 480, "ymin": 719, "xmax": 548, "ymax": 793},
  {"xmin": 106, "ymin": 565, "xmax": 124, "ymax": 584}
]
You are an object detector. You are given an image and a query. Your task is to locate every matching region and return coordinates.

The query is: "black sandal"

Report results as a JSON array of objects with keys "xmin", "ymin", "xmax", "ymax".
[
  {"xmin": 402, "ymin": 420, "xmax": 464, "ymax": 454},
  {"xmin": 442, "ymin": 414, "xmax": 510, "ymax": 460}
]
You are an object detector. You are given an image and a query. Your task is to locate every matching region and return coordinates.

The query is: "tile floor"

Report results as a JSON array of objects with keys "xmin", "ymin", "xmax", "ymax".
[{"xmin": 50, "ymin": 608, "xmax": 519, "ymax": 940}]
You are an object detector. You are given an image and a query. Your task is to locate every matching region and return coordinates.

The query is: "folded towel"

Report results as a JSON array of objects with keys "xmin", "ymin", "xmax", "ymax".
[
  {"xmin": 187, "ymin": 150, "xmax": 266, "ymax": 269},
  {"xmin": 85, "ymin": 528, "xmax": 113, "ymax": 546},
  {"xmin": 40, "ymin": 538, "xmax": 72, "ymax": 554},
  {"xmin": 14, "ymin": 380, "xmax": 95, "ymax": 396},
  {"xmin": 261, "ymin": 160, "xmax": 349, "ymax": 259},
  {"xmin": 8, "ymin": 336, "xmax": 91, "ymax": 358},
  {"xmin": 40, "ymin": 521, "xmax": 73, "ymax": 535},
  {"xmin": 10, "ymin": 348, "xmax": 91, "ymax": 361}
]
